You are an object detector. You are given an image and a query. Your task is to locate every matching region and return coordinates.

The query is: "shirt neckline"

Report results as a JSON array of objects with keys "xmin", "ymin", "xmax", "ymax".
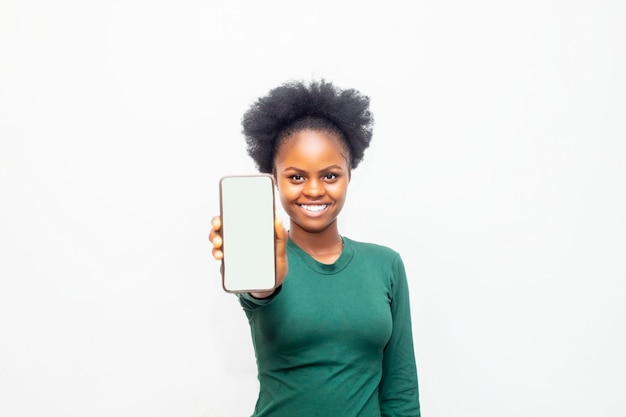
[{"xmin": 287, "ymin": 236, "xmax": 355, "ymax": 275}]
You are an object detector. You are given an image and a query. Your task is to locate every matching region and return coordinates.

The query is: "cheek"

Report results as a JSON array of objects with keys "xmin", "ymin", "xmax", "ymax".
[
  {"xmin": 276, "ymin": 182, "xmax": 297, "ymax": 204},
  {"xmin": 331, "ymin": 179, "xmax": 349, "ymax": 196}
]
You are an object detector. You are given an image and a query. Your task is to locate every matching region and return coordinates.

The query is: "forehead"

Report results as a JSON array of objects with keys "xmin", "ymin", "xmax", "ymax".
[{"xmin": 274, "ymin": 130, "xmax": 349, "ymax": 168}]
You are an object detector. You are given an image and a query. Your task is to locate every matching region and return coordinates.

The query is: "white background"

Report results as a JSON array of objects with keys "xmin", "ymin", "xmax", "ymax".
[{"xmin": 1, "ymin": 1, "xmax": 625, "ymax": 416}]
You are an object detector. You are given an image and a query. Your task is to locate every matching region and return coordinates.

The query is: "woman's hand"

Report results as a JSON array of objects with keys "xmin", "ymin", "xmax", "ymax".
[{"xmin": 209, "ymin": 215, "xmax": 289, "ymax": 298}]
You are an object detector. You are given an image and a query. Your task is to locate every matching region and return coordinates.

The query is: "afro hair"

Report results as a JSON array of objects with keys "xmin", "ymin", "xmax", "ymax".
[{"xmin": 241, "ymin": 79, "xmax": 374, "ymax": 173}]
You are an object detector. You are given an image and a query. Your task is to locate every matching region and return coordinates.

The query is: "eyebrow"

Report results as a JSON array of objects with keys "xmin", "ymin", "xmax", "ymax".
[{"xmin": 281, "ymin": 165, "xmax": 345, "ymax": 174}]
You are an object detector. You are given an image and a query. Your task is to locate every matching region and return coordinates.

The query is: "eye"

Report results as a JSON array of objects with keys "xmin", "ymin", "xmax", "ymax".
[
  {"xmin": 289, "ymin": 174, "xmax": 305, "ymax": 182},
  {"xmin": 323, "ymin": 173, "xmax": 338, "ymax": 181}
]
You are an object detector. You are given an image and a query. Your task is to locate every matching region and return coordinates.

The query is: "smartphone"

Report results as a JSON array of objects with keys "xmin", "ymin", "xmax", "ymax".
[{"xmin": 219, "ymin": 174, "xmax": 277, "ymax": 293}]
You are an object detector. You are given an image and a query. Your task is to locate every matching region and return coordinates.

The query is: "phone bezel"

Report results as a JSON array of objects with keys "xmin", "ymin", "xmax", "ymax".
[{"xmin": 218, "ymin": 174, "xmax": 277, "ymax": 293}]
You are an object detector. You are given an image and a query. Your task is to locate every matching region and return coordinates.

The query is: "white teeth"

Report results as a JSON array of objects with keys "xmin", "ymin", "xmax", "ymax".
[{"xmin": 300, "ymin": 204, "xmax": 327, "ymax": 212}]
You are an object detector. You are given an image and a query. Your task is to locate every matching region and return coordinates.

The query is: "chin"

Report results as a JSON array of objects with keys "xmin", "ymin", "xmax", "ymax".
[{"xmin": 293, "ymin": 218, "xmax": 337, "ymax": 234}]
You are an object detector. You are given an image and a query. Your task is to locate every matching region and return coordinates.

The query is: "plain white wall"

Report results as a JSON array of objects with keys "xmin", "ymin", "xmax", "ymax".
[{"xmin": 1, "ymin": 1, "xmax": 625, "ymax": 416}]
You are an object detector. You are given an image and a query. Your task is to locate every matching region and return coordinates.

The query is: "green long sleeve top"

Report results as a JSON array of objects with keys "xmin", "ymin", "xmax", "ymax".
[{"xmin": 239, "ymin": 237, "xmax": 421, "ymax": 417}]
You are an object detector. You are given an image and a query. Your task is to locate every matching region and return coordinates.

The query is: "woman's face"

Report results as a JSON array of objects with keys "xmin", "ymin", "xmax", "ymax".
[{"xmin": 274, "ymin": 130, "xmax": 350, "ymax": 235}]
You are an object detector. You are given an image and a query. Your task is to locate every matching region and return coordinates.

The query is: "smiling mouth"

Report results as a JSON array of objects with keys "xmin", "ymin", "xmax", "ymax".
[{"xmin": 299, "ymin": 204, "xmax": 328, "ymax": 212}]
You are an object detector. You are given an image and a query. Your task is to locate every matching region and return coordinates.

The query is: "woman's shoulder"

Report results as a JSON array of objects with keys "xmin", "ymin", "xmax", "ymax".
[{"xmin": 343, "ymin": 236, "xmax": 402, "ymax": 260}]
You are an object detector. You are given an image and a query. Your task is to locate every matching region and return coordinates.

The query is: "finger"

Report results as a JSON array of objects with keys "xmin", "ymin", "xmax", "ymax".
[
  {"xmin": 212, "ymin": 247, "xmax": 223, "ymax": 260},
  {"xmin": 275, "ymin": 218, "xmax": 287, "ymax": 240},
  {"xmin": 211, "ymin": 235, "xmax": 222, "ymax": 249},
  {"xmin": 275, "ymin": 218, "xmax": 287, "ymax": 254},
  {"xmin": 211, "ymin": 216, "xmax": 221, "ymax": 231}
]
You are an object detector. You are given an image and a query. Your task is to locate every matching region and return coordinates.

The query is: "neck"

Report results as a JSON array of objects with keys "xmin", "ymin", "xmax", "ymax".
[{"xmin": 288, "ymin": 221, "xmax": 343, "ymax": 262}]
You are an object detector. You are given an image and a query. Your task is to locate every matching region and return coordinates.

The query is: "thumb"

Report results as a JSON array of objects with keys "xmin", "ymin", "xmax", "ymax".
[{"xmin": 275, "ymin": 217, "xmax": 287, "ymax": 240}]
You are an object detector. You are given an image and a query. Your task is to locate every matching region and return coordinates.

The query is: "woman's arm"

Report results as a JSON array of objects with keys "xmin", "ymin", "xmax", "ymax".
[{"xmin": 379, "ymin": 255, "xmax": 421, "ymax": 417}]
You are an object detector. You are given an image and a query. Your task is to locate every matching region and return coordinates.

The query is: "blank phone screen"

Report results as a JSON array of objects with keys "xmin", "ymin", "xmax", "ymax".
[{"xmin": 219, "ymin": 175, "xmax": 276, "ymax": 293}]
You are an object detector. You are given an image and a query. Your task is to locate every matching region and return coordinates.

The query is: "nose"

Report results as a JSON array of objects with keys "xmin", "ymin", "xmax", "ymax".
[{"xmin": 303, "ymin": 178, "xmax": 325, "ymax": 197}]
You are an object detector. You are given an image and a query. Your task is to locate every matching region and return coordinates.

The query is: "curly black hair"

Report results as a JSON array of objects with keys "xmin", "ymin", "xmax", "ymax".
[{"xmin": 241, "ymin": 79, "xmax": 374, "ymax": 173}]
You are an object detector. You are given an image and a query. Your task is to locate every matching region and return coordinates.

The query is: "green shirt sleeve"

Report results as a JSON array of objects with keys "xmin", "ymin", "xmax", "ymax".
[
  {"xmin": 379, "ymin": 255, "xmax": 421, "ymax": 416},
  {"xmin": 237, "ymin": 285, "xmax": 283, "ymax": 312}
]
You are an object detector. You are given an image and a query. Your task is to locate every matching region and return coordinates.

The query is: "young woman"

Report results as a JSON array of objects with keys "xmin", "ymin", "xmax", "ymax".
[{"xmin": 209, "ymin": 80, "xmax": 421, "ymax": 417}]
